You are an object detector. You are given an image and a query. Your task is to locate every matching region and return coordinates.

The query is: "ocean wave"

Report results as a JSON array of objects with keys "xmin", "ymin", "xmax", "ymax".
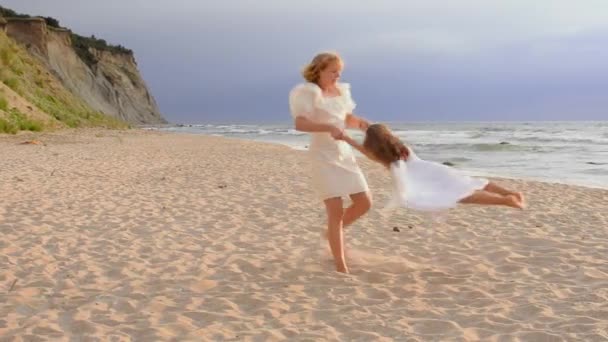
[
  {"xmin": 478, "ymin": 126, "xmax": 514, "ymax": 132},
  {"xmin": 157, "ymin": 122, "xmax": 608, "ymax": 189},
  {"xmin": 581, "ymin": 168, "xmax": 608, "ymax": 175},
  {"xmin": 446, "ymin": 157, "xmax": 474, "ymax": 163},
  {"xmin": 469, "ymin": 143, "xmax": 526, "ymax": 152},
  {"xmin": 511, "ymin": 136, "xmax": 606, "ymax": 145},
  {"xmin": 468, "ymin": 132, "xmax": 486, "ymax": 139},
  {"xmin": 395, "ymin": 130, "xmax": 606, "ymax": 147},
  {"xmin": 172, "ymin": 125, "xmax": 307, "ymax": 136},
  {"xmin": 416, "ymin": 133, "xmax": 605, "ymax": 146},
  {"xmin": 414, "ymin": 142, "xmax": 546, "ymax": 153}
]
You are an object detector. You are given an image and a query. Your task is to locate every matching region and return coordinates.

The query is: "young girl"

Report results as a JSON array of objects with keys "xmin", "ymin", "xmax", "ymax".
[{"xmin": 341, "ymin": 124, "xmax": 525, "ymax": 211}]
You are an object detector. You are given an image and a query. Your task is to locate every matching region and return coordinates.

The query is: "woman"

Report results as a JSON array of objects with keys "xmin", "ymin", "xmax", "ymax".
[{"xmin": 289, "ymin": 52, "xmax": 372, "ymax": 273}]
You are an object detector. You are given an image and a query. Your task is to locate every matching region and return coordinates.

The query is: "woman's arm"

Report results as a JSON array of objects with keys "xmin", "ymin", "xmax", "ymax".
[
  {"xmin": 294, "ymin": 116, "xmax": 343, "ymax": 139},
  {"xmin": 345, "ymin": 113, "xmax": 370, "ymax": 131}
]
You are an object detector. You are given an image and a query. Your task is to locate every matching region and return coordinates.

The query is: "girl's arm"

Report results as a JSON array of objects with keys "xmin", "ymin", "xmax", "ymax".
[{"xmin": 341, "ymin": 134, "xmax": 381, "ymax": 163}]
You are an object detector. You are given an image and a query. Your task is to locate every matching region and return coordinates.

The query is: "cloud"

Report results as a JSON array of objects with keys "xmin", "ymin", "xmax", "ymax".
[{"xmin": 3, "ymin": 1, "xmax": 608, "ymax": 121}]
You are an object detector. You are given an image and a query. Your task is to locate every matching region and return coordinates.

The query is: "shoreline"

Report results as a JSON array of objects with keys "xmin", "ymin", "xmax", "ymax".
[{"xmin": 145, "ymin": 128, "xmax": 608, "ymax": 191}]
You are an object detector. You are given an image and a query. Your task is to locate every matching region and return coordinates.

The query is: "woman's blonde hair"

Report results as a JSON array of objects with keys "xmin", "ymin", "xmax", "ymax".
[{"xmin": 301, "ymin": 52, "xmax": 343, "ymax": 84}]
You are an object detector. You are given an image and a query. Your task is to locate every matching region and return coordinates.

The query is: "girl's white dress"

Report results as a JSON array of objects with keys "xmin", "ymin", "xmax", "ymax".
[
  {"xmin": 289, "ymin": 82, "xmax": 369, "ymax": 200},
  {"xmin": 388, "ymin": 149, "xmax": 489, "ymax": 211}
]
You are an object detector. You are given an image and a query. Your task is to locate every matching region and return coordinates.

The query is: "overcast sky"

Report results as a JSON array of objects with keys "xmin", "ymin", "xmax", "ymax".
[{"xmin": 3, "ymin": 1, "xmax": 608, "ymax": 123}]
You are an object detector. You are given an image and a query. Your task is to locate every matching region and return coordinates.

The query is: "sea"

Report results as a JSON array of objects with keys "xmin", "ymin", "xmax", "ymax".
[{"xmin": 156, "ymin": 121, "xmax": 608, "ymax": 189}]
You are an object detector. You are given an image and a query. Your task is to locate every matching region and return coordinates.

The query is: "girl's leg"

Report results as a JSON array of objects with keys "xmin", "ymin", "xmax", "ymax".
[
  {"xmin": 324, "ymin": 197, "xmax": 348, "ymax": 273},
  {"xmin": 483, "ymin": 181, "xmax": 512, "ymax": 195},
  {"xmin": 459, "ymin": 190, "xmax": 524, "ymax": 209},
  {"xmin": 484, "ymin": 181, "xmax": 524, "ymax": 202},
  {"xmin": 342, "ymin": 191, "xmax": 372, "ymax": 228}
]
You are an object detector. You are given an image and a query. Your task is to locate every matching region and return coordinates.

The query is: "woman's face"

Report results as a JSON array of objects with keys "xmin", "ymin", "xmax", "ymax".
[{"xmin": 318, "ymin": 60, "xmax": 342, "ymax": 87}]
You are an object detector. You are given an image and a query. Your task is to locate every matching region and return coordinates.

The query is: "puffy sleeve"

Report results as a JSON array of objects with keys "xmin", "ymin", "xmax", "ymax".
[
  {"xmin": 289, "ymin": 83, "xmax": 318, "ymax": 119},
  {"xmin": 340, "ymin": 83, "xmax": 357, "ymax": 113}
]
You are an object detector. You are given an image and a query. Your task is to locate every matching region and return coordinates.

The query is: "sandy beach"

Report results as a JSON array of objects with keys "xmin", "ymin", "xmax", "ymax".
[{"xmin": 1, "ymin": 129, "xmax": 608, "ymax": 341}]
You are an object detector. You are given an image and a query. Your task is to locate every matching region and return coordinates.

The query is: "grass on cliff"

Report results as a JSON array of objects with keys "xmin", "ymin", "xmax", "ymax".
[
  {"xmin": 0, "ymin": 102, "xmax": 43, "ymax": 134},
  {"xmin": 0, "ymin": 31, "xmax": 128, "ymax": 133},
  {"xmin": 71, "ymin": 34, "xmax": 133, "ymax": 67}
]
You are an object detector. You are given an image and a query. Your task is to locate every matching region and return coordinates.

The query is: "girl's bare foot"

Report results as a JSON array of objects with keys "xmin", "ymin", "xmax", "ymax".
[
  {"xmin": 510, "ymin": 191, "xmax": 525, "ymax": 203},
  {"xmin": 505, "ymin": 194, "xmax": 525, "ymax": 209}
]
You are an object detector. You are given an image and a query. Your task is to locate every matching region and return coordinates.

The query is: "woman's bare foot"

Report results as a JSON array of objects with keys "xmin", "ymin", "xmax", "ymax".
[
  {"xmin": 322, "ymin": 230, "xmax": 353, "ymax": 272},
  {"xmin": 336, "ymin": 264, "xmax": 349, "ymax": 273},
  {"xmin": 505, "ymin": 194, "xmax": 525, "ymax": 209}
]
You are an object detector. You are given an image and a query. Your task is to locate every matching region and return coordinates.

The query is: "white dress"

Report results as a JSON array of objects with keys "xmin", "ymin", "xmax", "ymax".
[
  {"xmin": 387, "ymin": 149, "xmax": 489, "ymax": 211},
  {"xmin": 289, "ymin": 82, "xmax": 369, "ymax": 200}
]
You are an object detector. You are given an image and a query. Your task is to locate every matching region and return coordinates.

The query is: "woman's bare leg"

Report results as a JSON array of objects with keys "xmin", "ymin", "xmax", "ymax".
[
  {"xmin": 323, "ymin": 191, "xmax": 371, "ymax": 242},
  {"xmin": 459, "ymin": 190, "xmax": 524, "ymax": 209},
  {"xmin": 324, "ymin": 197, "xmax": 348, "ymax": 273},
  {"xmin": 342, "ymin": 191, "xmax": 372, "ymax": 227}
]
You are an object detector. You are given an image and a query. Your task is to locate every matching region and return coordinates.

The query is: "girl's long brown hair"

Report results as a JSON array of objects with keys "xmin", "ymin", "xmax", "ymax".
[{"xmin": 363, "ymin": 124, "xmax": 409, "ymax": 166}]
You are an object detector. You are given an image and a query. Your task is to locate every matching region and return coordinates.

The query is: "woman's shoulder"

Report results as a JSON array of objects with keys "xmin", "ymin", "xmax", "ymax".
[
  {"xmin": 290, "ymin": 82, "xmax": 321, "ymax": 95},
  {"xmin": 289, "ymin": 82, "xmax": 322, "ymax": 108}
]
